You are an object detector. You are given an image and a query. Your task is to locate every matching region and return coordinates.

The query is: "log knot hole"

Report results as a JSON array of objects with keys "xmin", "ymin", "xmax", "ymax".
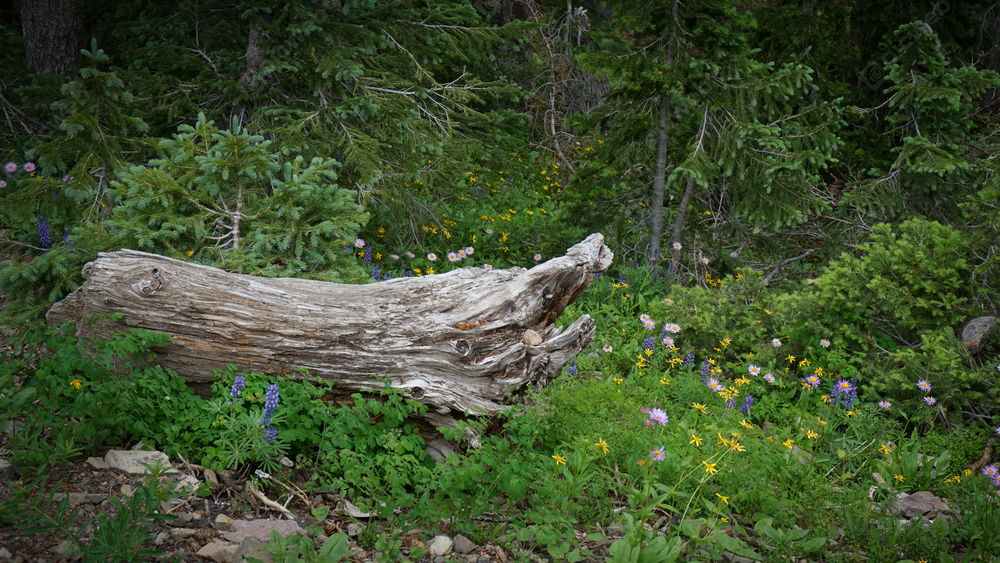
[
  {"xmin": 129, "ymin": 267, "xmax": 167, "ymax": 297},
  {"xmin": 454, "ymin": 339, "xmax": 471, "ymax": 355}
]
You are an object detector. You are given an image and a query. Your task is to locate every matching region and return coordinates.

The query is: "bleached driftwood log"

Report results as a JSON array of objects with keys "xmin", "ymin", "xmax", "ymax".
[{"xmin": 46, "ymin": 233, "xmax": 613, "ymax": 420}]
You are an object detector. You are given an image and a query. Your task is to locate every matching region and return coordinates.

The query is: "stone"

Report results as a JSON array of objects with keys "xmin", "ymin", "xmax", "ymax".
[
  {"xmin": 0, "ymin": 547, "xmax": 12, "ymax": 559},
  {"xmin": 172, "ymin": 475, "xmax": 201, "ymax": 494},
  {"xmin": 121, "ymin": 485, "xmax": 135, "ymax": 497},
  {"xmin": 229, "ymin": 519, "xmax": 307, "ymax": 543},
  {"xmin": 341, "ymin": 499, "xmax": 371, "ymax": 518},
  {"xmin": 892, "ymin": 492, "xmax": 935, "ymax": 519},
  {"xmin": 153, "ymin": 531, "xmax": 170, "ymax": 545},
  {"xmin": 0, "ymin": 459, "xmax": 13, "ymax": 481},
  {"xmin": 216, "ymin": 514, "xmax": 233, "ymax": 525},
  {"xmin": 204, "ymin": 468, "xmax": 220, "ymax": 486},
  {"xmin": 912, "ymin": 491, "xmax": 952, "ymax": 518},
  {"xmin": 428, "ymin": 535, "xmax": 454, "ymax": 557},
  {"xmin": 453, "ymin": 534, "xmax": 477, "ymax": 554},
  {"xmin": 224, "ymin": 531, "xmax": 249, "ymax": 544},
  {"xmin": 235, "ymin": 536, "xmax": 272, "ymax": 563},
  {"xmin": 51, "ymin": 492, "xmax": 108, "ymax": 505},
  {"xmin": 103, "ymin": 450, "xmax": 177, "ymax": 474},
  {"xmin": 196, "ymin": 541, "xmax": 239, "ymax": 563},
  {"xmin": 172, "ymin": 528, "xmax": 198, "ymax": 539},
  {"xmin": 51, "ymin": 540, "xmax": 73, "ymax": 555},
  {"xmin": 961, "ymin": 316, "xmax": 997, "ymax": 354},
  {"xmin": 280, "ymin": 456, "xmax": 294, "ymax": 467},
  {"xmin": 523, "ymin": 330, "xmax": 543, "ymax": 346},
  {"xmin": 86, "ymin": 457, "xmax": 110, "ymax": 470},
  {"xmin": 347, "ymin": 523, "xmax": 364, "ymax": 537}
]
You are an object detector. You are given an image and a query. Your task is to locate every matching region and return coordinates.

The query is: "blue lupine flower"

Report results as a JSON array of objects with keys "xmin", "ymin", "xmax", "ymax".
[
  {"xmin": 567, "ymin": 359, "xmax": 577, "ymax": 377},
  {"xmin": 261, "ymin": 383, "xmax": 279, "ymax": 425},
  {"xmin": 229, "ymin": 375, "xmax": 246, "ymax": 399},
  {"xmin": 740, "ymin": 395, "xmax": 754, "ymax": 415},
  {"xmin": 62, "ymin": 228, "xmax": 72, "ymax": 247},
  {"xmin": 364, "ymin": 245, "xmax": 372, "ymax": 264},
  {"xmin": 371, "ymin": 266, "xmax": 380, "ymax": 280},
  {"xmin": 382, "ymin": 272, "xmax": 392, "ymax": 281},
  {"xmin": 264, "ymin": 426, "xmax": 277, "ymax": 443},
  {"xmin": 683, "ymin": 352, "xmax": 695, "ymax": 367},
  {"xmin": 724, "ymin": 396, "xmax": 738, "ymax": 412},
  {"xmin": 700, "ymin": 360, "xmax": 711, "ymax": 383},
  {"xmin": 643, "ymin": 337, "xmax": 655, "ymax": 351},
  {"xmin": 38, "ymin": 216, "xmax": 51, "ymax": 248}
]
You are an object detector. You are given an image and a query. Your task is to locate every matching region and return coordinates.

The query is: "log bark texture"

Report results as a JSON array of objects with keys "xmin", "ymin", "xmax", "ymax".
[{"xmin": 47, "ymin": 234, "xmax": 613, "ymax": 418}]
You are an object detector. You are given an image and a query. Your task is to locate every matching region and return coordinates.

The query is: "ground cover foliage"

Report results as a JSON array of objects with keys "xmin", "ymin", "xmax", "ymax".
[{"xmin": 2, "ymin": 0, "xmax": 1000, "ymax": 561}]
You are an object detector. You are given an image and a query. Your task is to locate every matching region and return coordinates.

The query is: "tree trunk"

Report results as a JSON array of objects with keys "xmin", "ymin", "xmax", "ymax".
[
  {"xmin": 649, "ymin": 93, "xmax": 669, "ymax": 264},
  {"xmin": 669, "ymin": 175, "xmax": 696, "ymax": 274},
  {"xmin": 20, "ymin": 0, "xmax": 86, "ymax": 77},
  {"xmin": 46, "ymin": 234, "xmax": 613, "ymax": 422}
]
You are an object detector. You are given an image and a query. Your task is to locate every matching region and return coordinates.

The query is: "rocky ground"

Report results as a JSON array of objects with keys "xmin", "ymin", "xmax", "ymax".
[{"xmin": 0, "ymin": 443, "xmax": 622, "ymax": 563}]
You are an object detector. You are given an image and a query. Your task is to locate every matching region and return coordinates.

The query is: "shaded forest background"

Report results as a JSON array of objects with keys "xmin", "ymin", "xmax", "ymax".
[{"xmin": 1, "ymin": 0, "xmax": 999, "ymax": 338}]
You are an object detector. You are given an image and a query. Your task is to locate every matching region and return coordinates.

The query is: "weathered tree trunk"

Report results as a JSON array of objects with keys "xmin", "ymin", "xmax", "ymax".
[
  {"xmin": 20, "ymin": 0, "xmax": 86, "ymax": 76},
  {"xmin": 47, "ymin": 234, "xmax": 613, "ymax": 422}
]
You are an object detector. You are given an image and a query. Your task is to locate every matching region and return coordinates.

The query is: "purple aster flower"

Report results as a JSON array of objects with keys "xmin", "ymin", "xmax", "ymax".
[
  {"xmin": 38, "ymin": 216, "xmax": 51, "ymax": 248},
  {"xmin": 642, "ymin": 319, "xmax": 656, "ymax": 331},
  {"xmin": 465, "ymin": 246, "xmax": 474, "ymax": 255},
  {"xmin": 448, "ymin": 251, "xmax": 460, "ymax": 262},
  {"xmin": 406, "ymin": 251, "xmax": 415, "ymax": 258},
  {"xmin": 983, "ymin": 464, "xmax": 999, "ymax": 479},
  {"xmin": 427, "ymin": 253, "xmax": 437, "ymax": 261},
  {"xmin": 917, "ymin": 380, "xmax": 932, "ymax": 392},
  {"xmin": 706, "ymin": 378, "xmax": 724, "ymax": 392},
  {"xmin": 354, "ymin": 238, "xmax": 365, "ymax": 248},
  {"xmin": 820, "ymin": 339, "xmax": 831, "ymax": 348},
  {"xmin": 390, "ymin": 253, "xmax": 399, "ymax": 260},
  {"xmin": 923, "ymin": 396, "xmax": 937, "ymax": 406},
  {"xmin": 23, "ymin": 162, "xmax": 35, "ymax": 173},
  {"xmin": 534, "ymin": 253, "xmax": 542, "ymax": 261},
  {"xmin": 804, "ymin": 375, "xmax": 821, "ymax": 389},
  {"xmin": 230, "ymin": 375, "xmax": 246, "ymax": 399},
  {"xmin": 662, "ymin": 337, "xmax": 674, "ymax": 347},
  {"xmin": 771, "ymin": 338, "xmax": 782, "ymax": 347},
  {"xmin": 764, "ymin": 373, "xmax": 776, "ymax": 383},
  {"xmin": 748, "ymin": 365, "xmax": 761, "ymax": 376},
  {"xmin": 740, "ymin": 395, "xmax": 754, "ymax": 415},
  {"xmin": 650, "ymin": 446, "xmax": 665, "ymax": 461},
  {"xmin": 4, "ymin": 162, "xmax": 15, "ymax": 174},
  {"xmin": 648, "ymin": 408, "xmax": 668, "ymax": 426},
  {"xmin": 878, "ymin": 400, "xmax": 891, "ymax": 409},
  {"xmin": 0, "ymin": 180, "xmax": 6, "ymax": 188},
  {"xmin": 484, "ymin": 264, "xmax": 493, "ymax": 271}
]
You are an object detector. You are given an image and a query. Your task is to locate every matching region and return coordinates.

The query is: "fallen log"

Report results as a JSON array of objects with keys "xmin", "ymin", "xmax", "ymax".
[{"xmin": 46, "ymin": 233, "xmax": 612, "ymax": 421}]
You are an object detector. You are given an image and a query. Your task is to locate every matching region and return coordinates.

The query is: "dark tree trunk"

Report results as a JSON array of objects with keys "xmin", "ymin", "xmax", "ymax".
[
  {"xmin": 20, "ymin": 0, "xmax": 86, "ymax": 77},
  {"xmin": 649, "ymin": 93, "xmax": 669, "ymax": 263}
]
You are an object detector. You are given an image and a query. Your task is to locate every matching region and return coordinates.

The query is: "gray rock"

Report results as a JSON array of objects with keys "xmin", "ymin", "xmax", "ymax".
[
  {"xmin": 51, "ymin": 540, "xmax": 73, "ymax": 555},
  {"xmin": 216, "ymin": 514, "xmax": 233, "ymax": 525},
  {"xmin": 103, "ymin": 450, "xmax": 177, "ymax": 474},
  {"xmin": 204, "ymin": 468, "xmax": 220, "ymax": 486},
  {"xmin": 86, "ymin": 456, "xmax": 110, "ymax": 470},
  {"xmin": 347, "ymin": 523, "xmax": 364, "ymax": 537},
  {"xmin": 51, "ymin": 492, "xmax": 108, "ymax": 505},
  {"xmin": 0, "ymin": 547, "xmax": 12, "ymax": 559},
  {"xmin": 172, "ymin": 475, "xmax": 201, "ymax": 494},
  {"xmin": 153, "ymin": 531, "xmax": 170, "ymax": 545},
  {"xmin": 230, "ymin": 519, "xmax": 306, "ymax": 543},
  {"xmin": 196, "ymin": 541, "xmax": 239, "ymax": 563},
  {"xmin": 912, "ymin": 490, "xmax": 952, "ymax": 516},
  {"xmin": 428, "ymin": 535, "xmax": 454, "ymax": 557},
  {"xmin": 453, "ymin": 534, "xmax": 477, "ymax": 554},
  {"xmin": 172, "ymin": 528, "xmax": 198, "ymax": 539},
  {"xmin": 892, "ymin": 493, "xmax": 935, "ymax": 519},
  {"xmin": 235, "ymin": 536, "xmax": 272, "ymax": 563},
  {"xmin": 224, "ymin": 531, "xmax": 249, "ymax": 544},
  {"xmin": 0, "ymin": 459, "xmax": 12, "ymax": 481},
  {"xmin": 121, "ymin": 484, "xmax": 135, "ymax": 497},
  {"xmin": 606, "ymin": 523, "xmax": 625, "ymax": 536}
]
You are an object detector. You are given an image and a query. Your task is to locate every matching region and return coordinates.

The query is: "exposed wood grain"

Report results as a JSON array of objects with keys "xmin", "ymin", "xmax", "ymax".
[{"xmin": 47, "ymin": 234, "xmax": 613, "ymax": 419}]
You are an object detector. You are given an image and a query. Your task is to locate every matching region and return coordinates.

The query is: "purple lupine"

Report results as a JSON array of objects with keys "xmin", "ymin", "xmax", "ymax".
[
  {"xmin": 264, "ymin": 426, "xmax": 277, "ymax": 443},
  {"xmin": 740, "ymin": 395, "xmax": 754, "ymax": 416},
  {"xmin": 723, "ymin": 396, "xmax": 738, "ymax": 412},
  {"xmin": 371, "ymin": 266, "xmax": 380, "ymax": 280},
  {"xmin": 62, "ymin": 228, "xmax": 72, "ymax": 247},
  {"xmin": 364, "ymin": 245, "xmax": 372, "ymax": 264},
  {"xmin": 700, "ymin": 360, "xmax": 711, "ymax": 383},
  {"xmin": 643, "ymin": 337, "xmax": 655, "ymax": 352},
  {"xmin": 38, "ymin": 216, "xmax": 51, "ymax": 248},
  {"xmin": 382, "ymin": 272, "xmax": 392, "ymax": 281},
  {"xmin": 229, "ymin": 375, "xmax": 246, "ymax": 399},
  {"xmin": 405, "ymin": 270, "xmax": 414, "ymax": 277},
  {"xmin": 260, "ymin": 383, "xmax": 279, "ymax": 426},
  {"xmin": 567, "ymin": 359, "xmax": 577, "ymax": 377},
  {"xmin": 683, "ymin": 352, "xmax": 695, "ymax": 367}
]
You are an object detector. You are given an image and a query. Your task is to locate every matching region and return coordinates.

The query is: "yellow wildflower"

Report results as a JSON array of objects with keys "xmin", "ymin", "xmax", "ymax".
[
  {"xmin": 894, "ymin": 474, "xmax": 906, "ymax": 482},
  {"xmin": 806, "ymin": 430, "xmax": 819, "ymax": 440},
  {"xmin": 553, "ymin": 455, "xmax": 566, "ymax": 465},
  {"xmin": 690, "ymin": 435, "xmax": 703, "ymax": 446},
  {"xmin": 69, "ymin": 379, "xmax": 82, "ymax": 390},
  {"xmin": 786, "ymin": 355, "xmax": 796, "ymax": 362},
  {"xmin": 716, "ymin": 493, "xmax": 729, "ymax": 505},
  {"xmin": 693, "ymin": 403, "xmax": 708, "ymax": 413},
  {"xmin": 783, "ymin": 439, "xmax": 794, "ymax": 449},
  {"xmin": 703, "ymin": 461, "xmax": 718, "ymax": 475},
  {"xmin": 739, "ymin": 420, "xmax": 753, "ymax": 429},
  {"xmin": 595, "ymin": 440, "xmax": 609, "ymax": 455}
]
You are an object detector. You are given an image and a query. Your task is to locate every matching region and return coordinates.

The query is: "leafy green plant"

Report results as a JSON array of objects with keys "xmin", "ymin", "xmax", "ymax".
[{"xmin": 246, "ymin": 530, "xmax": 351, "ymax": 563}]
